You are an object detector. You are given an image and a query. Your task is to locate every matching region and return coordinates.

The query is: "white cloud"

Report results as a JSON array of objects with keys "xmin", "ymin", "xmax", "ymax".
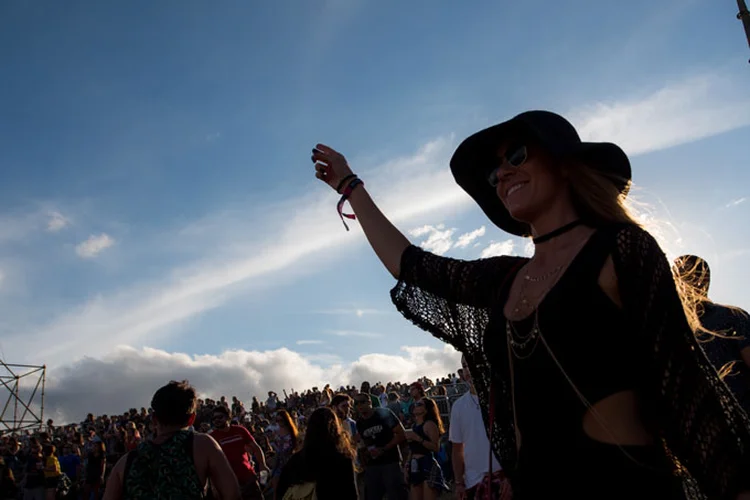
[
  {"xmin": 409, "ymin": 224, "xmax": 455, "ymax": 255},
  {"xmin": 725, "ymin": 197, "xmax": 746, "ymax": 209},
  {"xmin": 454, "ymin": 226, "xmax": 486, "ymax": 248},
  {"xmin": 46, "ymin": 211, "xmax": 70, "ymax": 232},
  {"xmin": 570, "ymin": 74, "xmax": 750, "ymax": 156},
  {"xmin": 523, "ymin": 240, "xmax": 535, "ymax": 257},
  {"xmin": 296, "ymin": 340, "xmax": 324, "ymax": 345},
  {"xmin": 75, "ymin": 233, "xmax": 115, "ymax": 258},
  {"xmin": 480, "ymin": 240, "xmax": 515, "ymax": 258},
  {"xmin": 42, "ymin": 344, "xmax": 461, "ymax": 424}
]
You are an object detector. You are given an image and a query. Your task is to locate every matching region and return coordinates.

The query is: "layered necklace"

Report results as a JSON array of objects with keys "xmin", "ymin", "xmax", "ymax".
[{"xmin": 506, "ymin": 220, "xmax": 582, "ymax": 359}]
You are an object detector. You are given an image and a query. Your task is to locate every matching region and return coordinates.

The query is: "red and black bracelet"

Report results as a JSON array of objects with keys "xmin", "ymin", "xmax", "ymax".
[{"xmin": 337, "ymin": 176, "xmax": 364, "ymax": 231}]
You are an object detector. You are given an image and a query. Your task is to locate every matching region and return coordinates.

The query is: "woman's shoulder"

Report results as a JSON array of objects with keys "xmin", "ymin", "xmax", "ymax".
[{"xmin": 600, "ymin": 222, "xmax": 665, "ymax": 259}]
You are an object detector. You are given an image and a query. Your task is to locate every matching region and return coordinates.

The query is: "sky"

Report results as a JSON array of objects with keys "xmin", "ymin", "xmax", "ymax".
[{"xmin": 1, "ymin": 0, "xmax": 749, "ymax": 424}]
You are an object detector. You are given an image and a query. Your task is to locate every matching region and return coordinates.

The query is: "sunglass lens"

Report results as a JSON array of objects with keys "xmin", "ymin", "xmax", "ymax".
[
  {"xmin": 507, "ymin": 145, "xmax": 527, "ymax": 167},
  {"xmin": 487, "ymin": 145, "xmax": 527, "ymax": 187}
]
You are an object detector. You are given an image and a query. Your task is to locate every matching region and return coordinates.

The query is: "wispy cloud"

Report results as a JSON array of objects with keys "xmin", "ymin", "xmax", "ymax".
[
  {"xmin": 410, "ymin": 224, "xmax": 490, "ymax": 255},
  {"xmin": 325, "ymin": 329, "xmax": 384, "ymax": 339},
  {"xmin": 296, "ymin": 340, "xmax": 324, "ymax": 345},
  {"xmin": 46, "ymin": 211, "xmax": 70, "ymax": 232},
  {"xmin": 454, "ymin": 226, "xmax": 486, "ymax": 248},
  {"xmin": 75, "ymin": 233, "xmax": 115, "ymax": 258},
  {"xmin": 571, "ymin": 74, "xmax": 750, "ymax": 156},
  {"xmin": 480, "ymin": 240, "xmax": 515, "ymax": 258},
  {"xmin": 725, "ymin": 197, "xmax": 746, "ymax": 209},
  {"xmin": 312, "ymin": 308, "xmax": 388, "ymax": 317},
  {"xmin": 409, "ymin": 224, "xmax": 455, "ymax": 255}
]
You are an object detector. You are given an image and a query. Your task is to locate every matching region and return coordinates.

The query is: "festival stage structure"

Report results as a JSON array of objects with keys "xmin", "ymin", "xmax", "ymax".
[{"xmin": 0, "ymin": 360, "xmax": 46, "ymax": 434}]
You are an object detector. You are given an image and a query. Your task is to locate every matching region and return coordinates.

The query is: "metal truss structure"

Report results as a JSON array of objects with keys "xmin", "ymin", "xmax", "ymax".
[{"xmin": 0, "ymin": 360, "xmax": 46, "ymax": 434}]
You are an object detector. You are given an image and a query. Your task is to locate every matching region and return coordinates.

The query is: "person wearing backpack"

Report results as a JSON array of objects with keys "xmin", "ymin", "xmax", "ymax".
[
  {"xmin": 103, "ymin": 380, "xmax": 241, "ymax": 500},
  {"xmin": 276, "ymin": 407, "xmax": 358, "ymax": 500}
]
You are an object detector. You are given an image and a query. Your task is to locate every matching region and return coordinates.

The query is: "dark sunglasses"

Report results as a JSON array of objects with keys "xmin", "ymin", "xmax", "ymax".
[
  {"xmin": 488, "ymin": 144, "xmax": 528, "ymax": 187},
  {"xmin": 414, "ymin": 401, "xmax": 425, "ymax": 407},
  {"xmin": 212, "ymin": 415, "xmax": 226, "ymax": 420},
  {"xmin": 353, "ymin": 398, "xmax": 370, "ymax": 405}
]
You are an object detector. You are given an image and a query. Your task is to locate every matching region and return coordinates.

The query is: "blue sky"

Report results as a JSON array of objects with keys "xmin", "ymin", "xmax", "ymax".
[{"xmin": 1, "ymin": 1, "xmax": 749, "ymax": 420}]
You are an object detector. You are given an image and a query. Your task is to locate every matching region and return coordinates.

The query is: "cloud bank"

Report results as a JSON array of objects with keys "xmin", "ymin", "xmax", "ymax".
[{"xmin": 43, "ymin": 344, "xmax": 461, "ymax": 424}]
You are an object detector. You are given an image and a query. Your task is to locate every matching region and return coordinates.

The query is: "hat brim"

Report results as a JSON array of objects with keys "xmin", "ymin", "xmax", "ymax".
[{"xmin": 450, "ymin": 118, "xmax": 631, "ymax": 237}]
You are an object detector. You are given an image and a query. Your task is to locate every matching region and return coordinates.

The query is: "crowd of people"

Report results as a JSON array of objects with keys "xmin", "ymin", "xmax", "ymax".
[{"xmin": 0, "ymin": 372, "xmax": 472, "ymax": 500}]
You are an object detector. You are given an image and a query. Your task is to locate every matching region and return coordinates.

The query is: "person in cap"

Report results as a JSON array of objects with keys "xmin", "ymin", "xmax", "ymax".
[
  {"xmin": 674, "ymin": 254, "xmax": 750, "ymax": 412},
  {"xmin": 311, "ymin": 110, "xmax": 750, "ymax": 499}
]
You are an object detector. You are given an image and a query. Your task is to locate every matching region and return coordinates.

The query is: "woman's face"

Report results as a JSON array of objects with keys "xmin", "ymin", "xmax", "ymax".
[
  {"xmin": 412, "ymin": 400, "xmax": 426, "ymax": 417},
  {"xmin": 335, "ymin": 400, "xmax": 351, "ymax": 419},
  {"xmin": 492, "ymin": 142, "xmax": 568, "ymax": 225}
]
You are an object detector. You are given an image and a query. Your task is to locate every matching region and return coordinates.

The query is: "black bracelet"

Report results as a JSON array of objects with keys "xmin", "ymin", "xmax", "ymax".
[{"xmin": 336, "ymin": 174, "xmax": 358, "ymax": 194}]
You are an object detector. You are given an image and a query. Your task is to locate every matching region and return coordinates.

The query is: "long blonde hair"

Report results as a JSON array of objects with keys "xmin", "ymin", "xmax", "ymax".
[{"xmin": 566, "ymin": 161, "xmax": 705, "ymax": 334}]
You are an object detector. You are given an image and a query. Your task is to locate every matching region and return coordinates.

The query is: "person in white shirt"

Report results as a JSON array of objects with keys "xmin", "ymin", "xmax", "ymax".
[{"xmin": 449, "ymin": 355, "xmax": 509, "ymax": 500}]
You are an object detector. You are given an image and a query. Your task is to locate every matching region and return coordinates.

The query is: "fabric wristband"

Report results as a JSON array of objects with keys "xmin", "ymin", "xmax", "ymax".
[
  {"xmin": 336, "ymin": 174, "xmax": 358, "ymax": 194},
  {"xmin": 337, "ymin": 178, "xmax": 364, "ymax": 231}
]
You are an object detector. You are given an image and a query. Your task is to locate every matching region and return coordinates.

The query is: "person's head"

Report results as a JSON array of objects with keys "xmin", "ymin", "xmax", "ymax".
[
  {"xmin": 42, "ymin": 444, "xmax": 55, "ymax": 457},
  {"xmin": 490, "ymin": 136, "xmax": 636, "ymax": 236},
  {"xmin": 353, "ymin": 393, "xmax": 373, "ymax": 417},
  {"xmin": 330, "ymin": 394, "xmax": 352, "ymax": 420},
  {"xmin": 301, "ymin": 407, "xmax": 355, "ymax": 462},
  {"xmin": 212, "ymin": 404, "xmax": 231, "ymax": 429},
  {"xmin": 412, "ymin": 398, "xmax": 445, "ymax": 434},
  {"xmin": 409, "ymin": 382, "xmax": 425, "ymax": 400},
  {"xmin": 275, "ymin": 409, "xmax": 299, "ymax": 447},
  {"xmin": 674, "ymin": 255, "xmax": 711, "ymax": 299},
  {"xmin": 451, "ymin": 111, "xmax": 634, "ymax": 239},
  {"xmin": 360, "ymin": 381, "xmax": 371, "ymax": 393},
  {"xmin": 150, "ymin": 380, "xmax": 197, "ymax": 431}
]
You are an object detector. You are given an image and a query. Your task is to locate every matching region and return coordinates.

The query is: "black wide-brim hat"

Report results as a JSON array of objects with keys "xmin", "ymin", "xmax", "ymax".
[{"xmin": 450, "ymin": 110, "xmax": 632, "ymax": 237}]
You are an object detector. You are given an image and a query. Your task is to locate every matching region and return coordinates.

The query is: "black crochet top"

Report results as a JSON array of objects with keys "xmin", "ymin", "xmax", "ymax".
[{"xmin": 391, "ymin": 223, "xmax": 750, "ymax": 499}]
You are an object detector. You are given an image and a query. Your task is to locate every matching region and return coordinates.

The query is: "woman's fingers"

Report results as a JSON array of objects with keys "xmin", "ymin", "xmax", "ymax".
[{"xmin": 315, "ymin": 144, "xmax": 337, "ymax": 155}]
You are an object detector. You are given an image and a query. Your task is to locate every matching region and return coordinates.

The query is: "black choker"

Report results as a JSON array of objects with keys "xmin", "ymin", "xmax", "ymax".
[{"xmin": 532, "ymin": 220, "xmax": 583, "ymax": 244}]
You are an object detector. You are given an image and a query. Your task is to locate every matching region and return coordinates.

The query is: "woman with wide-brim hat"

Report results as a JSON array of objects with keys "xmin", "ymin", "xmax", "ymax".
[{"xmin": 311, "ymin": 111, "xmax": 750, "ymax": 499}]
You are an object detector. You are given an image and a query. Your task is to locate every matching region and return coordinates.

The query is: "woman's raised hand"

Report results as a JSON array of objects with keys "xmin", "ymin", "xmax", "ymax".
[{"xmin": 311, "ymin": 144, "xmax": 354, "ymax": 192}]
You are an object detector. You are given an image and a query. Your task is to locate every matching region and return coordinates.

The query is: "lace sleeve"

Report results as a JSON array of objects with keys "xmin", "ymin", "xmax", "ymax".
[
  {"xmin": 390, "ymin": 245, "xmax": 525, "ymax": 353},
  {"xmin": 613, "ymin": 224, "xmax": 750, "ymax": 499}
]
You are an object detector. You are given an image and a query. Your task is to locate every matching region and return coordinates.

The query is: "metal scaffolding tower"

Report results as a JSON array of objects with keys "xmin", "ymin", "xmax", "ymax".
[{"xmin": 0, "ymin": 360, "xmax": 46, "ymax": 434}]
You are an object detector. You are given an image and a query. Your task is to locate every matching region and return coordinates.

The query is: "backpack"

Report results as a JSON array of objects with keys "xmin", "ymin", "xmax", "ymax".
[{"xmin": 282, "ymin": 482, "xmax": 317, "ymax": 500}]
